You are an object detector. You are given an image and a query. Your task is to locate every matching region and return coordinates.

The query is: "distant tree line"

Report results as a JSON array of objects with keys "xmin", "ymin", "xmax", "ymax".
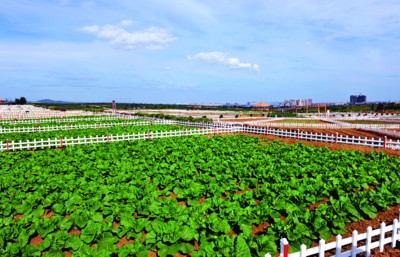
[{"xmin": 15, "ymin": 97, "xmax": 27, "ymax": 105}]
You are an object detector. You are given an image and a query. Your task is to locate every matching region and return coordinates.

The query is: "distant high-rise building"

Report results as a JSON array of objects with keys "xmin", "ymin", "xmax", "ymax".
[
  {"xmin": 350, "ymin": 94, "xmax": 366, "ymax": 104},
  {"xmin": 279, "ymin": 98, "xmax": 312, "ymax": 107}
]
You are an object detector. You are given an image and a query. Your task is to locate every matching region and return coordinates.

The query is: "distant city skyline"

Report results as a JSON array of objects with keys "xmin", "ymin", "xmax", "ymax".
[{"xmin": 1, "ymin": 1, "xmax": 400, "ymax": 103}]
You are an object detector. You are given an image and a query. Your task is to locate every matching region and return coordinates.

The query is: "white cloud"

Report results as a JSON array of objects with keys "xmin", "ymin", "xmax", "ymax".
[
  {"xmin": 188, "ymin": 52, "xmax": 259, "ymax": 72},
  {"xmin": 81, "ymin": 20, "xmax": 176, "ymax": 50}
]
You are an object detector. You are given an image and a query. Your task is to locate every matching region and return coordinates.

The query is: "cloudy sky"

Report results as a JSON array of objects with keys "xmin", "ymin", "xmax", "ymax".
[{"xmin": 1, "ymin": 0, "xmax": 400, "ymax": 104}]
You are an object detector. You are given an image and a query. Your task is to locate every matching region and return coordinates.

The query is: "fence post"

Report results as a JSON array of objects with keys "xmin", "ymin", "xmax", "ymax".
[
  {"xmin": 6, "ymin": 139, "xmax": 9, "ymax": 151},
  {"xmin": 318, "ymin": 239, "xmax": 325, "ymax": 257},
  {"xmin": 384, "ymin": 136, "xmax": 387, "ymax": 149},
  {"xmin": 366, "ymin": 226, "xmax": 372, "ymax": 257},
  {"xmin": 335, "ymin": 235, "xmax": 342, "ymax": 256},
  {"xmin": 379, "ymin": 222, "xmax": 385, "ymax": 252},
  {"xmin": 297, "ymin": 129, "xmax": 300, "ymax": 139},
  {"xmin": 280, "ymin": 238, "xmax": 289, "ymax": 257},
  {"xmin": 107, "ymin": 133, "xmax": 110, "ymax": 142},
  {"xmin": 335, "ymin": 132, "xmax": 338, "ymax": 143},
  {"xmin": 60, "ymin": 136, "xmax": 63, "ymax": 148},
  {"xmin": 148, "ymin": 130, "xmax": 151, "ymax": 140}
]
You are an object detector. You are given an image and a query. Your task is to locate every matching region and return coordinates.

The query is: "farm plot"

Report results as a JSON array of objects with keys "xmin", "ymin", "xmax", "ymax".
[
  {"xmin": 270, "ymin": 119, "xmax": 330, "ymax": 124},
  {"xmin": 264, "ymin": 127, "xmax": 400, "ymax": 141},
  {"xmin": 0, "ymin": 115, "xmax": 122, "ymax": 125},
  {"xmin": 0, "ymin": 118, "xmax": 133, "ymax": 128},
  {"xmin": 0, "ymin": 135, "xmax": 399, "ymax": 256},
  {"xmin": 0, "ymin": 124, "xmax": 190, "ymax": 143},
  {"xmin": 338, "ymin": 120, "xmax": 400, "ymax": 125}
]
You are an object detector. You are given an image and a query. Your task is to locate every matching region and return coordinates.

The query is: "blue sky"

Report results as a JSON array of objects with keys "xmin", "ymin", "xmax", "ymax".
[{"xmin": 1, "ymin": 0, "xmax": 400, "ymax": 104}]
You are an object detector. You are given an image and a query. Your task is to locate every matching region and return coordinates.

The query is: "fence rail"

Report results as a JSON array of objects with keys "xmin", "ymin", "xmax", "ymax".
[{"xmin": 266, "ymin": 213, "xmax": 400, "ymax": 257}]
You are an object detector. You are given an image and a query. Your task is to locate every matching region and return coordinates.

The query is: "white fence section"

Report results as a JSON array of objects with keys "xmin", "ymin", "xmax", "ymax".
[
  {"xmin": 0, "ymin": 115, "xmax": 128, "ymax": 125},
  {"xmin": 242, "ymin": 121, "xmax": 400, "ymax": 130},
  {"xmin": 265, "ymin": 212, "xmax": 400, "ymax": 257},
  {"xmin": 240, "ymin": 126, "xmax": 400, "ymax": 150},
  {"xmin": 0, "ymin": 105, "xmax": 96, "ymax": 119},
  {"xmin": 0, "ymin": 127, "xmax": 238, "ymax": 151},
  {"xmin": 0, "ymin": 121, "xmax": 151, "ymax": 134}
]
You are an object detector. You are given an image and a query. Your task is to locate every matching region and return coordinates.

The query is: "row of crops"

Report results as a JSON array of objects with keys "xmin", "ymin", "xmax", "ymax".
[{"xmin": 1, "ymin": 133, "xmax": 399, "ymax": 256}]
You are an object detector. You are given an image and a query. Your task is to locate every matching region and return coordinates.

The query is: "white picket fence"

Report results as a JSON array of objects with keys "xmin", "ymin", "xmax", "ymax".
[
  {"xmin": 266, "ymin": 213, "xmax": 400, "ymax": 257},
  {"xmin": 0, "ymin": 127, "xmax": 237, "ymax": 151},
  {"xmin": 244, "ymin": 121, "xmax": 400, "ymax": 130},
  {"xmin": 0, "ymin": 115, "xmax": 129, "ymax": 125},
  {"xmin": 241, "ymin": 126, "xmax": 400, "ymax": 150},
  {"xmin": 0, "ymin": 121, "xmax": 151, "ymax": 134}
]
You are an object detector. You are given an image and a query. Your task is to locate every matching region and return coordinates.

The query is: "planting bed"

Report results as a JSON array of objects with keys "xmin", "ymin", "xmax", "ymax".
[
  {"xmin": 1, "ymin": 135, "xmax": 399, "ymax": 256},
  {"xmin": 265, "ymin": 127, "xmax": 400, "ymax": 141},
  {"xmin": 0, "ymin": 124, "xmax": 191, "ymax": 143},
  {"xmin": 338, "ymin": 120, "xmax": 400, "ymax": 125},
  {"xmin": 270, "ymin": 119, "xmax": 330, "ymax": 124}
]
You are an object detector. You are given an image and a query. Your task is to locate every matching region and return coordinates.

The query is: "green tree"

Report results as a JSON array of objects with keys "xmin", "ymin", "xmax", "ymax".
[{"xmin": 20, "ymin": 97, "xmax": 27, "ymax": 104}]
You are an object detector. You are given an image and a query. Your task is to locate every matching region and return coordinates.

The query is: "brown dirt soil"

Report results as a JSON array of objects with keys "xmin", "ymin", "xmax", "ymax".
[
  {"xmin": 227, "ymin": 229, "xmax": 238, "ymax": 238},
  {"xmin": 178, "ymin": 200, "xmax": 187, "ymax": 206},
  {"xmin": 115, "ymin": 235, "xmax": 134, "ymax": 249},
  {"xmin": 235, "ymin": 133, "xmax": 400, "ymax": 157},
  {"xmin": 193, "ymin": 241, "xmax": 200, "ymax": 251},
  {"xmin": 308, "ymin": 198, "xmax": 330, "ymax": 211},
  {"xmin": 222, "ymin": 118, "xmax": 269, "ymax": 122},
  {"xmin": 273, "ymin": 119, "xmax": 330, "ymax": 124},
  {"xmin": 148, "ymin": 249, "xmax": 157, "ymax": 257},
  {"xmin": 42, "ymin": 209, "xmax": 53, "ymax": 219},
  {"xmin": 64, "ymin": 251, "xmax": 72, "ymax": 257},
  {"xmin": 68, "ymin": 229, "xmax": 81, "ymax": 236},
  {"xmin": 141, "ymin": 230, "xmax": 146, "ymax": 243},
  {"xmin": 29, "ymin": 234, "xmax": 43, "ymax": 247},
  {"xmin": 198, "ymin": 196, "xmax": 206, "ymax": 204},
  {"xmin": 252, "ymin": 221, "xmax": 270, "ymax": 236},
  {"xmin": 113, "ymin": 221, "xmax": 119, "ymax": 228},
  {"xmin": 235, "ymin": 188, "xmax": 252, "ymax": 195},
  {"xmin": 13, "ymin": 214, "xmax": 23, "ymax": 221}
]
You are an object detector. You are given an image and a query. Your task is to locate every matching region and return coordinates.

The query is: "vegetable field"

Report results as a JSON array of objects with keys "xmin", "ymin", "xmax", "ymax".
[{"xmin": 1, "ymin": 134, "xmax": 399, "ymax": 256}]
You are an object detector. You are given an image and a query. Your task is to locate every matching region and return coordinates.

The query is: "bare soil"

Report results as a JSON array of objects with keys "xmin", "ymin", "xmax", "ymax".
[
  {"xmin": 272, "ymin": 119, "xmax": 330, "ymax": 124},
  {"xmin": 235, "ymin": 133, "xmax": 400, "ymax": 157},
  {"xmin": 29, "ymin": 234, "xmax": 43, "ymax": 247},
  {"xmin": 222, "ymin": 118, "xmax": 270, "ymax": 122},
  {"xmin": 115, "ymin": 235, "xmax": 134, "ymax": 249}
]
